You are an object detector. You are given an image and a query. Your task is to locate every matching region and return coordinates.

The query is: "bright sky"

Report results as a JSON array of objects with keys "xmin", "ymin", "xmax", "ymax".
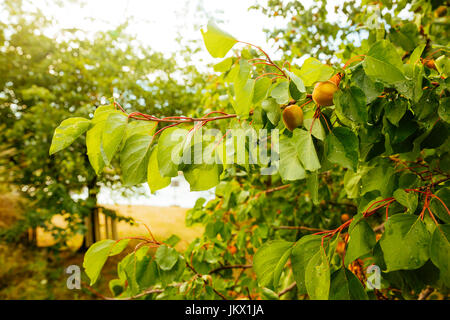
[
  {"xmin": 31, "ymin": 0, "xmax": 293, "ymax": 63},
  {"xmin": 28, "ymin": 0, "xmax": 344, "ymax": 207}
]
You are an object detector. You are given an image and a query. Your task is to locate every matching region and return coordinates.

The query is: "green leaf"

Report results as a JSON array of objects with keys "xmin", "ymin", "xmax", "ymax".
[
  {"xmin": 109, "ymin": 239, "xmax": 130, "ymax": 256},
  {"xmin": 351, "ymin": 65, "xmax": 384, "ymax": 104},
  {"xmin": 86, "ymin": 106, "xmax": 122, "ymax": 174},
  {"xmin": 285, "ymin": 69, "xmax": 305, "ymax": 92},
  {"xmin": 413, "ymin": 90, "xmax": 439, "ymax": 121},
  {"xmin": 361, "ymin": 166, "xmax": 396, "ymax": 197},
  {"xmin": 303, "ymin": 117, "xmax": 326, "ymax": 141},
  {"xmin": 293, "ymin": 129, "xmax": 321, "ymax": 171},
  {"xmin": 302, "ymin": 107, "xmax": 326, "ymax": 141},
  {"xmin": 334, "ymin": 86, "xmax": 368, "ymax": 124},
  {"xmin": 400, "ymin": 63, "xmax": 424, "ymax": 103},
  {"xmin": 291, "ymin": 235, "xmax": 322, "ymax": 294},
  {"xmin": 83, "ymin": 239, "xmax": 115, "ymax": 285},
  {"xmin": 183, "ymin": 163, "xmax": 221, "ymax": 191},
  {"xmin": 155, "ymin": 245, "xmax": 179, "ymax": 271},
  {"xmin": 393, "ymin": 189, "xmax": 418, "ymax": 213},
  {"xmin": 92, "ymin": 105, "xmax": 115, "ymax": 123},
  {"xmin": 109, "ymin": 278, "xmax": 125, "ymax": 296},
  {"xmin": 270, "ymin": 81, "xmax": 290, "ymax": 104},
  {"xmin": 253, "ymin": 240, "xmax": 293, "ymax": 289},
  {"xmin": 429, "ymin": 225, "xmax": 450, "ymax": 286},
  {"xmin": 278, "ymin": 137, "xmax": 306, "ymax": 181},
  {"xmin": 307, "ymin": 172, "xmax": 319, "ymax": 205},
  {"xmin": 253, "ymin": 77, "xmax": 272, "ymax": 104},
  {"xmin": 124, "ymin": 121, "xmax": 156, "ymax": 142},
  {"xmin": 438, "ymin": 97, "xmax": 450, "ymax": 123},
  {"xmin": 49, "ymin": 117, "xmax": 91, "ymax": 155},
  {"xmin": 385, "ymin": 99, "xmax": 407, "ymax": 126},
  {"xmin": 101, "ymin": 112, "xmax": 128, "ymax": 165},
  {"xmin": 429, "ymin": 188, "xmax": 450, "ymax": 224},
  {"xmin": 86, "ymin": 121, "xmax": 107, "ymax": 175},
  {"xmin": 305, "ymin": 248, "xmax": 330, "ymax": 300},
  {"xmin": 234, "ymin": 79, "xmax": 255, "ymax": 118},
  {"xmin": 409, "ymin": 44, "xmax": 426, "ymax": 65},
  {"xmin": 379, "ymin": 214, "xmax": 431, "ymax": 272},
  {"xmin": 147, "ymin": 145, "xmax": 171, "ymax": 193},
  {"xmin": 213, "ymin": 57, "xmax": 233, "ymax": 72},
  {"xmin": 273, "ymin": 247, "xmax": 293, "ymax": 290},
  {"xmin": 164, "ymin": 235, "xmax": 181, "ymax": 247},
  {"xmin": 261, "ymin": 288, "xmax": 280, "ymax": 300},
  {"xmin": 157, "ymin": 127, "xmax": 185, "ymax": 177},
  {"xmin": 120, "ymin": 134, "xmax": 153, "ymax": 186},
  {"xmin": 343, "ymin": 170, "xmax": 362, "ymax": 199},
  {"xmin": 420, "ymin": 121, "xmax": 449, "ymax": 149},
  {"xmin": 201, "ymin": 21, "xmax": 237, "ymax": 58},
  {"xmin": 119, "ymin": 247, "xmax": 157, "ymax": 295},
  {"xmin": 297, "ymin": 58, "xmax": 334, "ymax": 86},
  {"xmin": 345, "ymin": 218, "xmax": 376, "ymax": 264},
  {"xmin": 289, "ymin": 80, "xmax": 303, "ymax": 101},
  {"xmin": 325, "ymin": 127, "xmax": 359, "ymax": 171},
  {"xmin": 329, "ymin": 268, "xmax": 368, "ymax": 300},
  {"xmin": 388, "ymin": 23, "xmax": 420, "ymax": 52},
  {"xmin": 363, "ymin": 40, "xmax": 406, "ymax": 84},
  {"xmin": 261, "ymin": 98, "xmax": 281, "ymax": 125}
]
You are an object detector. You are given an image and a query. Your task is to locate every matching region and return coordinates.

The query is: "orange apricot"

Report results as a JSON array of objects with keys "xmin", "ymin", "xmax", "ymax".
[
  {"xmin": 424, "ymin": 59, "xmax": 437, "ymax": 70},
  {"xmin": 312, "ymin": 80, "xmax": 339, "ymax": 107},
  {"xmin": 282, "ymin": 104, "xmax": 304, "ymax": 131}
]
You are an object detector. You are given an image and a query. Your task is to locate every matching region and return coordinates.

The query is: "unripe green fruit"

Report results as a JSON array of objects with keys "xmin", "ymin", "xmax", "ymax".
[
  {"xmin": 312, "ymin": 80, "xmax": 339, "ymax": 107},
  {"xmin": 282, "ymin": 105, "xmax": 303, "ymax": 131}
]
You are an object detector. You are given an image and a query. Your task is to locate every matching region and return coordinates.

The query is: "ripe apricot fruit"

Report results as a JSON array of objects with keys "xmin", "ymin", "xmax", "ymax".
[
  {"xmin": 282, "ymin": 104, "xmax": 304, "ymax": 131},
  {"xmin": 336, "ymin": 241, "xmax": 346, "ymax": 254},
  {"xmin": 312, "ymin": 80, "xmax": 339, "ymax": 107},
  {"xmin": 435, "ymin": 6, "xmax": 447, "ymax": 18},
  {"xmin": 341, "ymin": 213, "xmax": 351, "ymax": 222},
  {"xmin": 228, "ymin": 245, "xmax": 237, "ymax": 254},
  {"xmin": 424, "ymin": 59, "xmax": 437, "ymax": 71}
]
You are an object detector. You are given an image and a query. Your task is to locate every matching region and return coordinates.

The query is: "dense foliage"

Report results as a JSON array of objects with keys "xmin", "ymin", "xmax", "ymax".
[{"xmin": 48, "ymin": 0, "xmax": 449, "ymax": 300}]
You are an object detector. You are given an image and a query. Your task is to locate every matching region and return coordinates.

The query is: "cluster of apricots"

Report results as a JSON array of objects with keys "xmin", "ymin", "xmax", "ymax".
[{"xmin": 282, "ymin": 73, "xmax": 342, "ymax": 131}]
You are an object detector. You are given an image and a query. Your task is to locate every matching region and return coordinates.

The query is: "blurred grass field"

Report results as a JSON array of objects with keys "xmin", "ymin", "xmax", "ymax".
[
  {"xmin": 0, "ymin": 196, "xmax": 203, "ymax": 299},
  {"xmin": 37, "ymin": 204, "xmax": 203, "ymax": 251}
]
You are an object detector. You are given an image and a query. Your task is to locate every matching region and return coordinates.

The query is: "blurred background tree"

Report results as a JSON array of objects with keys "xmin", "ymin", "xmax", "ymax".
[
  {"xmin": 251, "ymin": 0, "xmax": 449, "ymax": 64},
  {"xmin": 0, "ymin": 0, "xmax": 207, "ymax": 248}
]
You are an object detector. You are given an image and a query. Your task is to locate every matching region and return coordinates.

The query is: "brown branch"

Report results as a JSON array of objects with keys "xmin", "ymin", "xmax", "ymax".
[
  {"xmin": 238, "ymin": 41, "xmax": 288, "ymax": 78},
  {"xmin": 278, "ymin": 282, "xmax": 296, "ymax": 297},
  {"xmin": 418, "ymin": 286, "xmax": 434, "ymax": 300},
  {"xmin": 273, "ymin": 226, "xmax": 325, "ymax": 232},
  {"xmin": 130, "ymin": 113, "xmax": 237, "ymax": 123},
  {"xmin": 209, "ymin": 264, "xmax": 252, "ymax": 274},
  {"xmin": 82, "ymin": 281, "xmax": 115, "ymax": 300},
  {"xmin": 186, "ymin": 262, "xmax": 228, "ymax": 300},
  {"xmin": 373, "ymin": 223, "xmax": 385, "ymax": 233},
  {"xmin": 82, "ymin": 281, "xmax": 167, "ymax": 300},
  {"xmin": 264, "ymin": 184, "xmax": 291, "ymax": 194}
]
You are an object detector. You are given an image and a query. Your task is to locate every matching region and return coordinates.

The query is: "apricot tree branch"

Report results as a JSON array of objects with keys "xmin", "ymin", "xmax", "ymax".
[
  {"xmin": 209, "ymin": 264, "xmax": 252, "ymax": 274},
  {"xmin": 278, "ymin": 282, "xmax": 296, "ymax": 297}
]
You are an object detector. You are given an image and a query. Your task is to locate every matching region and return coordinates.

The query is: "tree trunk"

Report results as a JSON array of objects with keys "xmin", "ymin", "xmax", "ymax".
[{"xmin": 78, "ymin": 175, "xmax": 99, "ymax": 252}]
